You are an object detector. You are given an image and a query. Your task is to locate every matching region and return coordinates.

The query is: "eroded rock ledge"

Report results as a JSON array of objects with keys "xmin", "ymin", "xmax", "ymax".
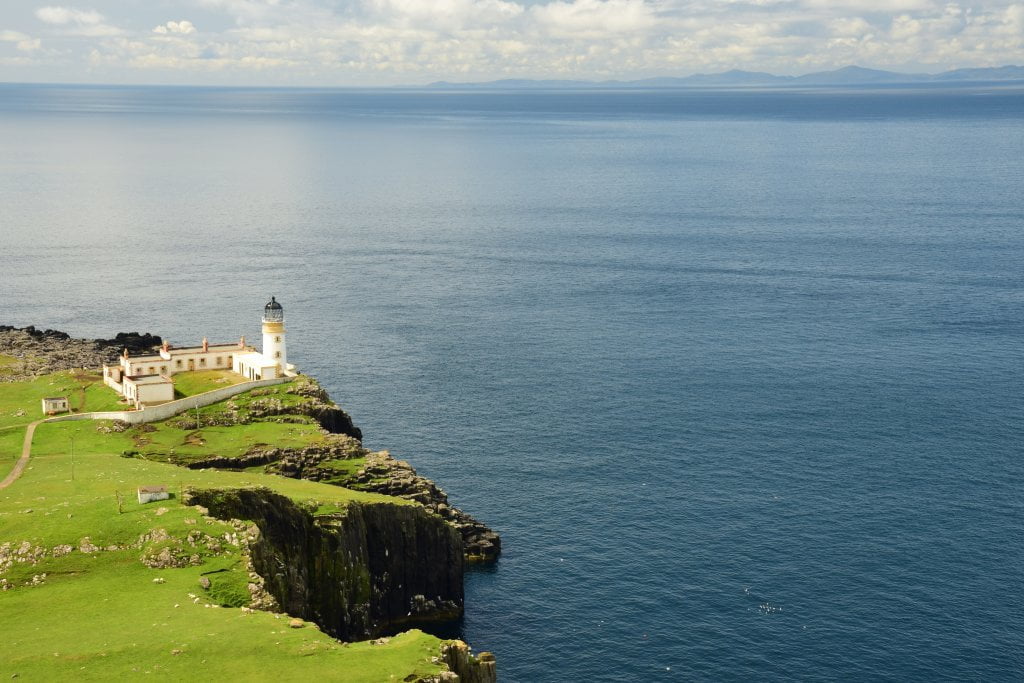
[
  {"xmin": 275, "ymin": 443, "xmax": 501, "ymax": 563},
  {"xmin": 191, "ymin": 434, "xmax": 501, "ymax": 563},
  {"xmin": 185, "ymin": 487, "xmax": 464, "ymax": 641}
]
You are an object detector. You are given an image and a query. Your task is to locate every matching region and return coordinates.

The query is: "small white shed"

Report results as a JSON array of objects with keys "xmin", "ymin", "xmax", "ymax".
[
  {"xmin": 138, "ymin": 485, "xmax": 170, "ymax": 504},
  {"xmin": 41, "ymin": 396, "xmax": 69, "ymax": 415}
]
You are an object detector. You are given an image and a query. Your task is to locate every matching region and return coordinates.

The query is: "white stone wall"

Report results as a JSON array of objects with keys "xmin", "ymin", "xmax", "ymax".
[
  {"xmin": 234, "ymin": 353, "xmax": 278, "ymax": 381},
  {"xmin": 126, "ymin": 349, "xmax": 240, "ymax": 377},
  {"xmin": 47, "ymin": 376, "xmax": 292, "ymax": 425},
  {"xmin": 123, "ymin": 356, "xmax": 165, "ymax": 377},
  {"xmin": 164, "ymin": 349, "xmax": 239, "ymax": 375},
  {"xmin": 138, "ymin": 490, "xmax": 170, "ymax": 504},
  {"xmin": 136, "ymin": 381, "xmax": 174, "ymax": 406},
  {"xmin": 103, "ymin": 374, "xmax": 123, "ymax": 393}
]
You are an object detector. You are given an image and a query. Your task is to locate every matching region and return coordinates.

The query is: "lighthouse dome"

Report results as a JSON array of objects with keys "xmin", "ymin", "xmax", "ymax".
[{"xmin": 263, "ymin": 296, "xmax": 284, "ymax": 322}]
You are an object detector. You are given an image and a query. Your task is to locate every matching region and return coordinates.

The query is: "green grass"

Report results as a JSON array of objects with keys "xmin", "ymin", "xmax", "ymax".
[
  {"xmin": 195, "ymin": 381, "xmax": 313, "ymax": 423},
  {"xmin": 0, "ymin": 428, "xmax": 24, "ymax": 468},
  {"xmin": 1, "ymin": 572, "xmax": 445, "ymax": 681},
  {"xmin": 0, "ymin": 375, "xmax": 453, "ymax": 681},
  {"xmin": 0, "ymin": 419, "xmax": 441, "ymax": 681},
  {"xmin": 172, "ymin": 370, "xmax": 246, "ymax": 398},
  {"xmin": 20, "ymin": 422, "xmax": 402, "ymax": 516},
  {"xmin": 79, "ymin": 376, "xmax": 126, "ymax": 413},
  {"xmin": 125, "ymin": 420, "xmax": 326, "ymax": 466},
  {"xmin": 0, "ymin": 370, "xmax": 125, "ymax": 429},
  {"xmin": 316, "ymin": 457, "xmax": 368, "ymax": 484},
  {"xmin": 0, "ymin": 370, "xmax": 325, "ymax": 473}
]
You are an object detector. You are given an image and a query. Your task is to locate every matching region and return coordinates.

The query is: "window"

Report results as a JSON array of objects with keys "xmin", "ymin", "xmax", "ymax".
[
  {"xmin": 275, "ymin": 336, "xmax": 281, "ymax": 343},
  {"xmin": 176, "ymin": 360, "xmax": 182, "ymax": 368},
  {"xmin": 148, "ymin": 366, "xmax": 155, "ymax": 374},
  {"xmin": 216, "ymin": 356, "xmax": 222, "ymax": 366},
  {"xmin": 160, "ymin": 366, "xmax": 167, "ymax": 373},
  {"xmin": 200, "ymin": 358, "xmax": 207, "ymax": 367},
  {"xmin": 275, "ymin": 352, "xmax": 281, "ymax": 358}
]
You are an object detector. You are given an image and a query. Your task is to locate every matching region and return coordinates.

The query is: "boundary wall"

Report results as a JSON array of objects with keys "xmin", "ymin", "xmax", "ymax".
[{"xmin": 48, "ymin": 376, "xmax": 292, "ymax": 425}]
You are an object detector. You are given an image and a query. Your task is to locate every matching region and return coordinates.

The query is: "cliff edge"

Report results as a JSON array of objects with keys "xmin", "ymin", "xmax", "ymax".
[{"xmin": 0, "ymin": 325, "xmax": 499, "ymax": 681}]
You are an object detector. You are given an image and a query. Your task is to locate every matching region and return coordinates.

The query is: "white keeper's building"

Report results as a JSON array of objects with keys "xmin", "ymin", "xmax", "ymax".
[{"xmin": 103, "ymin": 297, "xmax": 296, "ymax": 408}]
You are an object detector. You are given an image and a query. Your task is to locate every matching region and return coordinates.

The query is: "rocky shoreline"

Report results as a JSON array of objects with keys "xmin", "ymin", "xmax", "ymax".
[
  {"xmin": 2, "ymin": 324, "xmax": 500, "ymax": 681},
  {"xmin": 0, "ymin": 325, "xmax": 161, "ymax": 378}
]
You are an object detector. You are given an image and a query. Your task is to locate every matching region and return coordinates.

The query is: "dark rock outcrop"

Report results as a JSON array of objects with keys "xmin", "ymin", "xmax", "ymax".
[
  {"xmin": 263, "ymin": 437, "xmax": 501, "ymax": 563},
  {"xmin": 185, "ymin": 450, "xmax": 280, "ymax": 470},
  {"xmin": 243, "ymin": 377, "xmax": 363, "ymax": 440},
  {"xmin": 186, "ymin": 487, "xmax": 464, "ymax": 641},
  {"xmin": 0, "ymin": 325, "xmax": 161, "ymax": 379},
  {"xmin": 346, "ymin": 451, "xmax": 501, "ymax": 564},
  {"xmin": 94, "ymin": 331, "xmax": 163, "ymax": 356},
  {"xmin": 431, "ymin": 642, "xmax": 498, "ymax": 683}
]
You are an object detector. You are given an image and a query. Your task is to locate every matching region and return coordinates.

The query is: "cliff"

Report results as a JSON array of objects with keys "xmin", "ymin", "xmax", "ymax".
[
  {"xmin": 180, "ymin": 376, "xmax": 501, "ymax": 563},
  {"xmin": 186, "ymin": 487, "xmax": 465, "ymax": 641},
  {"xmin": 266, "ymin": 441, "xmax": 501, "ymax": 562},
  {"xmin": 1, "ymin": 325, "xmax": 499, "ymax": 681},
  {"xmin": 435, "ymin": 641, "xmax": 498, "ymax": 683}
]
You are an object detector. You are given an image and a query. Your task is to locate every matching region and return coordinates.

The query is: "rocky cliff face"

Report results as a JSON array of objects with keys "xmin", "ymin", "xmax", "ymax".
[
  {"xmin": 267, "ymin": 377, "xmax": 363, "ymax": 440},
  {"xmin": 432, "ymin": 641, "xmax": 498, "ymax": 683},
  {"xmin": 263, "ymin": 437, "xmax": 501, "ymax": 563},
  {"xmin": 186, "ymin": 487, "xmax": 464, "ymax": 641}
]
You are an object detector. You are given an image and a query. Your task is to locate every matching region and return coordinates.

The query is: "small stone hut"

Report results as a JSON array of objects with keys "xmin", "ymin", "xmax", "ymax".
[
  {"xmin": 41, "ymin": 396, "xmax": 69, "ymax": 415},
  {"xmin": 137, "ymin": 485, "xmax": 169, "ymax": 504}
]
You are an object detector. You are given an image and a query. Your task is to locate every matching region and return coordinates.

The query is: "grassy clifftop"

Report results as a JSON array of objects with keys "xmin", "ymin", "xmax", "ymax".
[{"xmin": 0, "ymin": 357, "xmax": 495, "ymax": 681}]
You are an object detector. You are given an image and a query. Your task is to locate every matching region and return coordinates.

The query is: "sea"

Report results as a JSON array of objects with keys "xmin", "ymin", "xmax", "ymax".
[{"xmin": 1, "ymin": 83, "xmax": 1022, "ymax": 681}]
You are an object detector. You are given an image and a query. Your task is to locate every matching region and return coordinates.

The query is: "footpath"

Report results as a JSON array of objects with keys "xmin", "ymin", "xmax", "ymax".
[{"xmin": 0, "ymin": 419, "xmax": 46, "ymax": 491}]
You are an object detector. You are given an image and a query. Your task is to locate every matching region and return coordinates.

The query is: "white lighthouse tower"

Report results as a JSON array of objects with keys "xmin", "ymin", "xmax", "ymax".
[{"xmin": 262, "ymin": 296, "xmax": 287, "ymax": 371}]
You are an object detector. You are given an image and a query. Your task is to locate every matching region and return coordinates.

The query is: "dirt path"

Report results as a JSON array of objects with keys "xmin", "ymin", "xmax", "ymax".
[{"xmin": 0, "ymin": 419, "xmax": 44, "ymax": 490}]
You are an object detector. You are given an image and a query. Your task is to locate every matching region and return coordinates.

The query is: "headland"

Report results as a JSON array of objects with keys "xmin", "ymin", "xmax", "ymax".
[{"xmin": 0, "ymin": 321, "xmax": 499, "ymax": 681}]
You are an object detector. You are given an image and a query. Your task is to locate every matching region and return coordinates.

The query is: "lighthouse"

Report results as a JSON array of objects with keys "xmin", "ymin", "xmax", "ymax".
[{"xmin": 262, "ymin": 296, "xmax": 287, "ymax": 371}]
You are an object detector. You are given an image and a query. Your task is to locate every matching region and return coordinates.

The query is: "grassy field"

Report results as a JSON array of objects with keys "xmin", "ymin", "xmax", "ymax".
[
  {"xmin": 116, "ymin": 419, "xmax": 326, "ymax": 466},
  {"xmin": 137, "ymin": 421, "xmax": 325, "ymax": 464},
  {"xmin": 0, "ymin": 374, "xmax": 328, "ymax": 468},
  {"xmin": 315, "ymin": 455, "xmax": 369, "ymax": 483},
  {"xmin": 0, "ymin": 369, "xmax": 125, "ymax": 429},
  {"xmin": 0, "ymin": 375, "xmax": 450, "ymax": 681},
  {"xmin": 172, "ymin": 370, "xmax": 246, "ymax": 398},
  {"xmin": 0, "ymin": 428, "xmax": 24, "ymax": 469}
]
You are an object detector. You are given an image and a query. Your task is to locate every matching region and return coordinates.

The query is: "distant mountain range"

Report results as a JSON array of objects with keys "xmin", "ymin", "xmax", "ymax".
[{"xmin": 427, "ymin": 65, "xmax": 1024, "ymax": 89}]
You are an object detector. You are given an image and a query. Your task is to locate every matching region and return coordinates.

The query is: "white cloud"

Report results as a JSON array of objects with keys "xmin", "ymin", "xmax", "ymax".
[
  {"xmin": 530, "ymin": 0, "xmax": 656, "ymax": 38},
  {"xmin": 8, "ymin": 0, "xmax": 1024, "ymax": 83},
  {"xmin": 35, "ymin": 5, "xmax": 122, "ymax": 36},
  {"xmin": 35, "ymin": 6, "xmax": 104, "ymax": 25},
  {"xmin": 801, "ymin": 0, "xmax": 937, "ymax": 10},
  {"xmin": 0, "ymin": 29, "xmax": 42, "ymax": 51},
  {"xmin": 154, "ymin": 20, "xmax": 197, "ymax": 35}
]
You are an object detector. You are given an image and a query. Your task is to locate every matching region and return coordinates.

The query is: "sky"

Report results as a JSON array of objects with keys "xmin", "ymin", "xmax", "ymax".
[{"xmin": 0, "ymin": 0, "xmax": 1022, "ymax": 86}]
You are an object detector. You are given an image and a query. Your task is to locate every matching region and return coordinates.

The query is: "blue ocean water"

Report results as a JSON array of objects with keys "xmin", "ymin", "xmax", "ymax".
[{"xmin": 1, "ymin": 84, "xmax": 1022, "ymax": 681}]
